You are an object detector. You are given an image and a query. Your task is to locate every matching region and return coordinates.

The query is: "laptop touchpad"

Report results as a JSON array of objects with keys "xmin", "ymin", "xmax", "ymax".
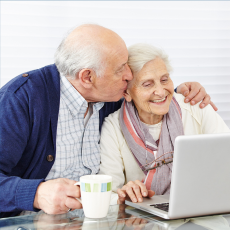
[{"xmin": 146, "ymin": 195, "xmax": 169, "ymax": 205}]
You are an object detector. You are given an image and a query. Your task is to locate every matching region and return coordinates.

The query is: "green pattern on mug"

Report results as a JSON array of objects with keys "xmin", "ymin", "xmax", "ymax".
[
  {"xmin": 93, "ymin": 183, "xmax": 99, "ymax": 192},
  {"xmin": 81, "ymin": 182, "xmax": 112, "ymax": 192},
  {"xmin": 101, "ymin": 182, "xmax": 112, "ymax": 192},
  {"xmin": 85, "ymin": 183, "xmax": 91, "ymax": 192},
  {"xmin": 107, "ymin": 182, "xmax": 112, "ymax": 191}
]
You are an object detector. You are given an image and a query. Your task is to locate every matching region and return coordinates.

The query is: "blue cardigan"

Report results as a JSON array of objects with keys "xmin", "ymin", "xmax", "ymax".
[{"xmin": 0, "ymin": 64, "xmax": 122, "ymax": 218}]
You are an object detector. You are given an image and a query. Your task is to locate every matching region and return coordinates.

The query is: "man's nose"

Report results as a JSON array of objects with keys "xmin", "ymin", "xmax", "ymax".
[{"xmin": 123, "ymin": 64, "xmax": 133, "ymax": 81}]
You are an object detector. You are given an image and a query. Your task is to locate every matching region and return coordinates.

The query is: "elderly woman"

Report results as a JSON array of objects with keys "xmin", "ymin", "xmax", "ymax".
[{"xmin": 99, "ymin": 43, "xmax": 230, "ymax": 205}]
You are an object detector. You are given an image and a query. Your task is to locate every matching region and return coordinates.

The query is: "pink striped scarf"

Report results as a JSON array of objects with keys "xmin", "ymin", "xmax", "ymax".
[{"xmin": 119, "ymin": 97, "xmax": 184, "ymax": 195}]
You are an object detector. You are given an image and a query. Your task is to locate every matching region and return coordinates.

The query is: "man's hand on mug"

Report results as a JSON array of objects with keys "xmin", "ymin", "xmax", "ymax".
[
  {"xmin": 176, "ymin": 82, "xmax": 218, "ymax": 111},
  {"xmin": 117, "ymin": 180, "xmax": 155, "ymax": 204},
  {"xmin": 33, "ymin": 178, "xmax": 82, "ymax": 215}
]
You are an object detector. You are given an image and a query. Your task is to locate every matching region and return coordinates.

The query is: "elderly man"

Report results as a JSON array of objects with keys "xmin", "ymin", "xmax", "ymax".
[{"xmin": 0, "ymin": 24, "xmax": 215, "ymax": 218}]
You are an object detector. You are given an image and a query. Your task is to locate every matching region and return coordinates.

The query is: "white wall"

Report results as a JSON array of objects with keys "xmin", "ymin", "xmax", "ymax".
[{"xmin": 1, "ymin": 1, "xmax": 230, "ymax": 127}]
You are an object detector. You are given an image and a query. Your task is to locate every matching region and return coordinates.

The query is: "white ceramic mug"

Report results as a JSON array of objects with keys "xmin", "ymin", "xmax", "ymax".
[{"xmin": 74, "ymin": 175, "xmax": 112, "ymax": 218}]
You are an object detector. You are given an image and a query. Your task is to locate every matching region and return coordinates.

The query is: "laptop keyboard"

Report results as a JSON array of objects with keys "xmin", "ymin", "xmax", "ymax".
[{"xmin": 150, "ymin": 203, "xmax": 169, "ymax": 212}]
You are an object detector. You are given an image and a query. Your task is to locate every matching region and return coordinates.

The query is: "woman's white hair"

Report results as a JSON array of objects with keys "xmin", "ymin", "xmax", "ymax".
[
  {"xmin": 54, "ymin": 26, "xmax": 105, "ymax": 79},
  {"xmin": 128, "ymin": 43, "xmax": 172, "ymax": 74}
]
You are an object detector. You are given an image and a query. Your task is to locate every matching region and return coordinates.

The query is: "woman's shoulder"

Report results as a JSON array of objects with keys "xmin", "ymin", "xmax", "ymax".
[
  {"xmin": 174, "ymin": 92, "xmax": 198, "ymax": 112},
  {"xmin": 104, "ymin": 108, "xmax": 120, "ymax": 123},
  {"xmin": 100, "ymin": 108, "xmax": 128, "ymax": 150},
  {"xmin": 173, "ymin": 92, "xmax": 186, "ymax": 106},
  {"xmin": 174, "ymin": 92, "xmax": 205, "ymax": 125},
  {"xmin": 174, "ymin": 93, "xmax": 230, "ymax": 133},
  {"xmin": 102, "ymin": 108, "xmax": 121, "ymax": 133}
]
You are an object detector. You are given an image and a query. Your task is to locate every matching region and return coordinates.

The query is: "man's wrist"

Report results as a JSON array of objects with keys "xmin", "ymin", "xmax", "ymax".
[
  {"xmin": 33, "ymin": 182, "xmax": 44, "ymax": 209},
  {"xmin": 16, "ymin": 178, "xmax": 44, "ymax": 211}
]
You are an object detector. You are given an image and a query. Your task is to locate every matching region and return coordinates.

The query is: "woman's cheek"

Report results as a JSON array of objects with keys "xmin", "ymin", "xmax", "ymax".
[{"xmin": 143, "ymin": 102, "xmax": 151, "ymax": 113}]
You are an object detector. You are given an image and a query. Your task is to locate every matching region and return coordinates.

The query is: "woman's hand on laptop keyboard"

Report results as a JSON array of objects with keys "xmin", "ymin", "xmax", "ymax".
[{"xmin": 117, "ymin": 180, "xmax": 155, "ymax": 204}]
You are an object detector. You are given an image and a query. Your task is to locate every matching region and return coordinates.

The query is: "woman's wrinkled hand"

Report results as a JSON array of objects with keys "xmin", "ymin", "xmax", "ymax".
[{"xmin": 117, "ymin": 180, "xmax": 155, "ymax": 204}]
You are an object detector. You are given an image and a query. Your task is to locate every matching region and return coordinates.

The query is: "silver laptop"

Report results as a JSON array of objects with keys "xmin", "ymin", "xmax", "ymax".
[
  {"xmin": 125, "ymin": 206, "xmax": 230, "ymax": 229},
  {"xmin": 125, "ymin": 133, "xmax": 230, "ymax": 219}
]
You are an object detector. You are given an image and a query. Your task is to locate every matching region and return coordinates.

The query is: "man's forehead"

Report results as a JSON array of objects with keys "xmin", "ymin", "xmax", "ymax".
[
  {"xmin": 107, "ymin": 46, "xmax": 128, "ymax": 67},
  {"xmin": 109, "ymin": 42, "xmax": 128, "ymax": 56}
]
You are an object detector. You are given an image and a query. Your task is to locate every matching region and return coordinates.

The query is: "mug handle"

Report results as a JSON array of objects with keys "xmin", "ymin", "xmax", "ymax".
[{"xmin": 74, "ymin": 182, "xmax": 82, "ymax": 204}]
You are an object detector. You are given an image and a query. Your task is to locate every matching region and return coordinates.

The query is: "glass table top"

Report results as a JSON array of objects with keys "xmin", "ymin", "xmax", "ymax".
[{"xmin": 1, "ymin": 205, "xmax": 230, "ymax": 230}]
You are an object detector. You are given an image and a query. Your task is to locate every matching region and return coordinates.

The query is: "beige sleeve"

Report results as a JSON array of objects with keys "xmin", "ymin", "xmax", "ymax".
[
  {"xmin": 99, "ymin": 111, "xmax": 125, "ymax": 202},
  {"xmin": 174, "ymin": 93, "xmax": 230, "ymax": 134},
  {"xmin": 191, "ymin": 103, "xmax": 230, "ymax": 134}
]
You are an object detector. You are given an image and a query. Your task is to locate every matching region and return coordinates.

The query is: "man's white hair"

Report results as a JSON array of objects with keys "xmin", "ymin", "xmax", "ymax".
[
  {"xmin": 54, "ymin": 25, "xmax": 106, "ymax": 79},
  {"xmin": 128, "ymin": 43, "xmax": 172, "ymax": 74}
]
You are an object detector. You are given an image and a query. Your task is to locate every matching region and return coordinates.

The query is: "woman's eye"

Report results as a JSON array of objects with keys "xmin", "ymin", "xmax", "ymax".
[
  {"xmin": 143, "ymin": 83, "xmax": 151, "ymax": 87},
  {"xmin": 162, "ymin": 78, "xmax": 168, "ymax": 82}
]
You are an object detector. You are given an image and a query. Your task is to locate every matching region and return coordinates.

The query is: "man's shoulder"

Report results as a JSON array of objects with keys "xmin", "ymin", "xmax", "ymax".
[
  {"xmin": 99, "ymin": 99, "xmax": 123, "ymax": 132},
  {"xmin": 99, "ymin": 99, "xmax": 123, "ymax": 120},
  {"xmin": 102, "ymin": 99, "xmax": 124, "ymax": 112},
  {"xmin": 106, "ymin": 108, "xmax": 120, "ymax": 120},
  {"xmin": 0, "ymin": 64, "xmax": 59, "ymax": 95}
]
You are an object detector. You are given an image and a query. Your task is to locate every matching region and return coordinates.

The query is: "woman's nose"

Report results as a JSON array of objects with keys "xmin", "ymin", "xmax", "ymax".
[{"xmin": 154, "ymin": 84, "xmax": 165, "ymax": 97}]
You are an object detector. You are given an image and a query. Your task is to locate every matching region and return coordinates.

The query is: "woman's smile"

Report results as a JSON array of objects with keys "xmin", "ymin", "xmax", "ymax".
[{"xmin": 149, "ymin": 96, "xmax": 167, "ymax": 104}]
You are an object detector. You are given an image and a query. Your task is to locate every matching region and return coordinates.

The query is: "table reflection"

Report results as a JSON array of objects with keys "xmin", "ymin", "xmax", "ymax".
[{"xmin": 0, "ymin": 205, "xmax": 230, "ymax": 230}]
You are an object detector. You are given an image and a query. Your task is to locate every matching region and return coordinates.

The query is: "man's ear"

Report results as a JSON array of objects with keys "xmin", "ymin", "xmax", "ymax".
[
  {"xmin": 78, "ymin": 69, "xmax": 96, "ymax": 89},
  {"xmin": 123, "ymin": 89, "xmax": 132, "ymax": 102}
]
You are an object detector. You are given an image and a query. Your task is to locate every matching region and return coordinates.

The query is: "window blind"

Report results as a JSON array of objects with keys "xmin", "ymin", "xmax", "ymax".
[{"xmin": 1, "ymin": 1, "xmax": 230, "ymax": 127}]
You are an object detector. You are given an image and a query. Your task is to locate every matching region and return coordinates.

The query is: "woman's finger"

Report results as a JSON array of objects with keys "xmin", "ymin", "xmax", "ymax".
[
  {"xmin": 125, "ymin": 185, "xmax": 138, "ymax": 203},
  {"xmin": 147, "ymin": 190, "xmax": 155, "ymax": 198},
  {"xmin": 117, "ymin": 188, "xmax": 126, "ymax": 198},
  {"xmin": 117, "ymin": 196, "xmax": 126, "ymax": 204},
  {"xmin": 134, "ymin": 180, "xmax": 148, "ymax": 197},
  {"xmin": 129, "ymin": 183, "xmax": 143, "ymax": 202}
]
